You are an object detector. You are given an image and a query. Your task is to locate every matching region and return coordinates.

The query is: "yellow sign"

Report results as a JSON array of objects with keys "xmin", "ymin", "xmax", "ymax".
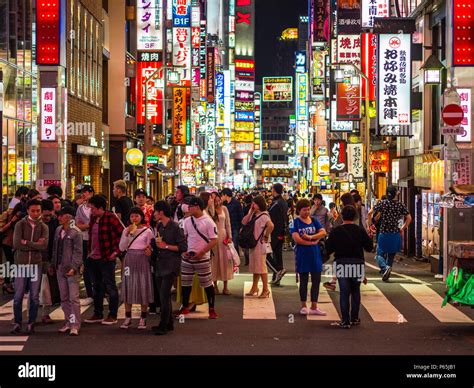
[
  {"xmin": 281, "ymin": 28, "xmax": 298, "ymax": 40},
  {"xmin": 234, "ymin": 121, "xmax": 254, "ymax": 131},
  {"xmin": 172, "ymin": 87, "xmax": 187, "ymax": 145},
  {"xmin": 126, "ymin": 148, "xmax": 144, "ymax": 166},
  {"xmin": 231, "ymin": 131, "xmax": 254, "ymax": 142}
]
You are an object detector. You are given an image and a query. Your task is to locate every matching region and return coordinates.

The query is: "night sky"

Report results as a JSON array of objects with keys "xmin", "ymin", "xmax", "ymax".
[{"xmin": 255, "ymin": 0, "xmax": 309, "ymax": 84}]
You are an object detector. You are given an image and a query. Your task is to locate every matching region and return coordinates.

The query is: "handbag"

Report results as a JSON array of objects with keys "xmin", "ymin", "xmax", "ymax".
[
  {"xmin": 227, "ymin": 242, "xmax": 240, "ymax": 267},
  {"xmin": 39, "ymin": 274, "xmax": 52, "ymax": 306}
]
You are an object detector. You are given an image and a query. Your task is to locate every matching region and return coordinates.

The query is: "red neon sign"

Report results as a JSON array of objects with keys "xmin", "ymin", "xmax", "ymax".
[
  {"xmin": 36, "ymin": 1, "xmax": 60, "ymax": 65},
  {"xmin": 136, "ymin": 62, "xmax": 163, "ymax": 125},
  {"xmin": 453, "ymin": 0, "xmax": 474, "ymax": 66}
]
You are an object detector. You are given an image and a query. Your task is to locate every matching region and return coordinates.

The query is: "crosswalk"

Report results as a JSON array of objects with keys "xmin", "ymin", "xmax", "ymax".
[
  {"xmin": 1, "ymin": 278, "xmax": 473, "ymax": 328},
  {"xmin": 0, "ymin": 336, "xmax": 28, "ymax": 351}
]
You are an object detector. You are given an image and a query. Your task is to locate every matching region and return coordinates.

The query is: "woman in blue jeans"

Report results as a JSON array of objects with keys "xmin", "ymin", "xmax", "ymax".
[{"xmin": 326, "ymin": 205, "xmax": 373, "ymax": 328}]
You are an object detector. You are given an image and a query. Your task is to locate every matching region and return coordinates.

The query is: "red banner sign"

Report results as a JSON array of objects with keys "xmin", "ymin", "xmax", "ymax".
[
  {"xmin": 136, "ymin": 62, "xmax": 163, "ymax": 125},
  {"xmin": 336, "ymin": 83, "xmax": 361, "ymax": 120}
]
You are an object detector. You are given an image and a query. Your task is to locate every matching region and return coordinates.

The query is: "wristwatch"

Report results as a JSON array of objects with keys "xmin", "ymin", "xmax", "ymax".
[{"xmin": 165, "ymin": 245, "xmax": 169, "ymax": 250}]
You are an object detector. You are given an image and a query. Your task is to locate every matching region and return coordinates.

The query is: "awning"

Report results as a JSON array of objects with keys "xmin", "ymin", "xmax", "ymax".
[{"xmin": 398, "ymin": 176, "xmax": 414, "ymax": 188}]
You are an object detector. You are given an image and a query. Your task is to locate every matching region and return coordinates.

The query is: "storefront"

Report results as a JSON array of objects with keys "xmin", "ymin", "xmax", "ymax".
[{"xmin": 370, "ymin": 150, "xmax": 390, "ymax": 200}]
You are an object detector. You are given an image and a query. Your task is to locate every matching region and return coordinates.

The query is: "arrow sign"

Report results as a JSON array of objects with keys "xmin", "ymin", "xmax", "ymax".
[{"xmin": 442, "ymin": 104, "xmax": 464, "ymax": 126}]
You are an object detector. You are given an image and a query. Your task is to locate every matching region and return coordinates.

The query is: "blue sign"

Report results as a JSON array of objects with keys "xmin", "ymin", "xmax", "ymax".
[
  {"xmin": 295, "ymin": 51, "xmax": 306, "ymax": 73},
  {"xmin": 235, "ymin": 111, "xmax": 255, "ymax": 122},
  {"xmin": 216, "ymin": 73, "xmax": 225, "ymax": 106},
  {"xmin": 173, "ymin": 0, "xmax": 191, "ymax": 27}
]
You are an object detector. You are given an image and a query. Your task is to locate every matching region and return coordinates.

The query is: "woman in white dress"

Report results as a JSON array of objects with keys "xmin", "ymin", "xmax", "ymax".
[{"xmin": 211, "ymin": 194, "xmax": 233, "ymax": 295}]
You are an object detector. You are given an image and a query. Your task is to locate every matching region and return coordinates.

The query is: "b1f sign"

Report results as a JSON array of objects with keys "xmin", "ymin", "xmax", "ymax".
[
  {"xmin": 41, "ymin": 88, "xmax": 56, "ymax": 141},
  {"xmin": 173, "ymin": 0, "xmax": 191, "ymax": 27},
  {"xmin": 377, "ymin": 34, "xmax": 411, "ymax": 127}
]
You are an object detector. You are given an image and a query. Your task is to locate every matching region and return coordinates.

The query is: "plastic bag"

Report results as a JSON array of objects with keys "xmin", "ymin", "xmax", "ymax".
[
  {"xmin": 227, "ymin": 242, "xmax": 240, "ymax": 267},
  {"xmin": 39, "ymin": 274, "xmax": 52, "ymax": 306}
]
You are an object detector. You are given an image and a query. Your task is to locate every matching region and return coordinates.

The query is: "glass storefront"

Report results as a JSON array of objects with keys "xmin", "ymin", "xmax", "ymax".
[{"xmin": 0, "ymin": 0, "xmax": 38, "ymax": 209}]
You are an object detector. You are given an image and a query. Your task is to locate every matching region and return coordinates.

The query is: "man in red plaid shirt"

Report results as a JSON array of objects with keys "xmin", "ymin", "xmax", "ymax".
[{"xmin": 84, "ymin": 195, "xmax": 124, "ymax": 325}]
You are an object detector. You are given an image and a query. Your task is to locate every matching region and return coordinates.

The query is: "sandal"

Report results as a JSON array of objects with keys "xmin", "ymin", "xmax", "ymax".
[
  {"xmin": 258, "ymin": 290, "xmax": 271, "ymax": 299},
  {"xmin": 245, "ymin": 288, "xmax": 259, "ymax": 296},
  {"xmin": 223, "ymin": 289, "xmax": 231, "ymax": 296}
]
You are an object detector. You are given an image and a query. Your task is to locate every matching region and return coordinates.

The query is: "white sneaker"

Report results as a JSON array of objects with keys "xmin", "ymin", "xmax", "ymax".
[
  {"xmin": 69, "ymin": 328, "xmax": 79, "ymax": 336},
  {"xmin": 434, "ymin": 274, "xmax": 443, "ymax": 279},
  {"xmin": 58, "ymin": 324, "xmax": 70, "ymax": 333},
  {"xmin": 120, "ymin": 318, "xmax": 132, "ymax": 329},
  {"xmin": 309, "ymin": 308, "xmax": 327, "ymax": 316},
  {"xmin": 137, "ymin": 318, "xmax": 147, "ymax": 330},
  {"xmin": 299, "ymin": 307, "xmax": 309, "ymax": 315},
  {"xmin": 80, "ymin": 298, "xmax": 93, "ymax": 306}
]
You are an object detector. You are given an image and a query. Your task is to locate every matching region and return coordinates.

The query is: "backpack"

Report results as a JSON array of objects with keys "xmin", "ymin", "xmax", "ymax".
[{"xmin": 238, "ymin": 213, "xmax": 266, "ymax": 249}]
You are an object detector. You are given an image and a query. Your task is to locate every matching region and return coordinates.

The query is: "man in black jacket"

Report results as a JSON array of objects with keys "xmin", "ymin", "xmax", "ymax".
[
  {"xmin": 149, "ymin": 201, "xmax": 187, "ymax": 335},
  {"xmin": 267, "ymin": 183, "xmax": 289, "ymax": 285}
]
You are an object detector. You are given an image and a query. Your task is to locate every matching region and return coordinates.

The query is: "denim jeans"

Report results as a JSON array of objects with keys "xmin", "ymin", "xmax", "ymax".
[
  {"xmin": 82, "ymin": 241, "xmax": 93, "ymax": 298},
  {"xmin": 88, "ymin": 259, "xmax": 119, "ymax": 318},
  {"xmin": 375, "ymin": 252, "xmax": 396, "ymax": 273},
  {"xmin": 337, "ymin": 276, "xmax": 361, "ymax": 325},
  {"xmin": 13, "ymin": 264, "xmax": 42, "ymax": 325}
]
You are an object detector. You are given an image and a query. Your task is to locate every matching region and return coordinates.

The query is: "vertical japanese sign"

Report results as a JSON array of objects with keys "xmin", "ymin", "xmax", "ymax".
[
  {"xmin": 136, "ymin": 62, "xmax": 163, "ymax": 125},
  {"xmin": 172, "ymin": 87, "xmax": 187, "ymax": 145},
  {"xmin": 296, "ymin": 73, "xmax": 308, "ymax": 121},
  {"xmin": 206, "ymin": 47, "xmax": 216, "ymax": 103},
  {"xmin": 41, "ymin": 88, "xmax": 56, "ymax": 141},
  {"xmin": 253, "ymin": 92, "xmax": 262, "ymax": 159},
  {"xmin": 313, "ymin": 0, "xmax": 327, "ymax": 43},
  {"xmin": 172, "ymin": 0, "xmax": 191, "ymax": 27},
  {"xmin": 200, "ymin": 21, "xmax": 207, "ymax": 99},
  {"xmin": 347, "ymin": 143, "xmax": 364, "ymax": 179},
  {"xmin": 337, "ymin": 34, "xmax": 361, "ymax": 69},
  {"xmin": 206, "ymin": 104, "xmax": 216, "ymax": 166},
  {"xmin": 137, "ymin": 0, "xmax": 163, "ymax": 51},
  {"xmin": 361, "ymin": 0, "xmax": 389, "ymax": 28},
  {"xmin": 454, "ymin": 150, "xmax": 472, "ymax": 185},
  {"xmin": 337, "ymin": 0, "xmax": 361, "ymax": 33},
  {"xmin": 173, "ymin": 27, "xmax": 191, "ymax": 68},
  {"xmin": 295, "ymin": 51, "xmax": 306, "ymax": 73},
  {"xmin": 456, "ymin": 88, "xmax": 471, "ymax": 142},
  {"xmin": 377, "ymin": 34, "xmax": 412, "ymax": 133},
  {"xmin": 216, "ymin": 72, "xmax": 225, "ymax": 129},
  {"xmin": 330, "ymin": 139, "xmax": 347, "ymax": 173},
  {"xmin": 337, "ymin": 83, "xmax": 361, "ymax": 120},
  {"xmin": 362, "ymin": 33, "xmax": 377, "ymax": 101},
  {"xmin": 312, "ymin": 50, "xmax": 325, "ymax": 99}
]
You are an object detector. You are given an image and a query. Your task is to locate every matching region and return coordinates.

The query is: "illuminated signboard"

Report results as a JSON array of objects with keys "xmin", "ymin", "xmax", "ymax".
[
  {"xmin": 295, "ymin": 51, "xmax": 306, "ymax": 73},
  {"xmin": 253, "ymin": 92, "xmax": 262, "ymax": 159},
  {"xmin": 41, "ymin": 88, "xmax": 56, "ymax": 141},
  {"xmin": 336, "ymin": 83, "xmax": 361, "ymax": 120},
  {"xmin": 296, "ymin": 73, "xmax": 308, "ymax": 121},
  {"xmin": 137, "ymin": 0, "xmax": 163, "ymax": 51},
  {"xmin": 136, "ymin": 62, "xmax": 163, "ymax": 125},
  {"xmin": 172, "ymin": 27, "xmax": 191, "ymax": 68},
  {"xmin": 281, "ymin": 28, "xmax": 298, "ymax": 40},
  {"xmin": 362, "ymin": 33, "xmax": 377, "ymax": 101},
  {"xmin": 453, "ymin": 0, "xmax": 474, "ymax": 66},
  {"xmin": 172, "ymin": 0, "xmax": 191, "ymax": 27},
  {"xmin": 361, "ymin": 0, "xmax": 389, "ymax": 28},
  {"xmin": 457, "ymin": 88, "xmax": 472, "ymax": 142},
  {"xmin": 329, "ymin": 140, "xmax": 347, "ymax": 173},
  {"xmin": 377, "ymin": 34, "xmax": 412, "ymax": 135},
  {"xmin": 337, "ymin": 34, "xmax": 361, "ymax": 69},
  {"xmin": 262, "ymin": 77, "xmax": 293, "ymax": 102},
  {"xmin": 330, "ymin": 100, "xmax": 353, "ymax": 132},
  {"xmin": 347, "ymin": 143, "xmax": 364, "ymax": 179},
  {"xmin": 172, "ymin": 87, "xmax": 188, "ymax": 145},
  {"xmin": 36, "ymin": 1, "xmax": 60, "ymax": 65},
  {"xmin": 206, "ymin": 47, "xmax": 216, "ymax": 102}
]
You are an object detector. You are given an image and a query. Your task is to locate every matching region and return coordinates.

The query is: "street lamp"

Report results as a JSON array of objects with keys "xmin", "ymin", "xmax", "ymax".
[{"xmin": 420, "ymin": 53, "xmax": 445, "ymax": 85}]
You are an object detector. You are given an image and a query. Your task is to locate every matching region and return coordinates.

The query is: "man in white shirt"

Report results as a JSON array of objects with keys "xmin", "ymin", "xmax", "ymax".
[
  {"xmin": 181, "ymin": 197, "xmax": 219, "ymax": 319},
  {"xmin": 75, "ymin": 185, "xmax": 94, "ymax": 306},
  {"xmin": 9, "ymin": 186, "xmax": 29, "ymax": 209}
]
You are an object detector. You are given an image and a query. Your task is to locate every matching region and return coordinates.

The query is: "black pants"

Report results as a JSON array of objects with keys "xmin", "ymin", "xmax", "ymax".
[
  {"xmin": 82, "ymin": 241, "xmax": 93, "ymax": 298},
  {"xmin": 88, "ymin": 259, "xmax": 119, "ymax": 318},
  {"xmin": 266, "ymin": 238, "xmax": 284, "ymax": 273},
  {"xmin": 338, "ymin": 277, "xmax": 361, "ymax": 325},
  {"xmin": 149, "ymin": 265, "xmax": 161, "ymax": 310},
  {"xmin": 156, "ymin": 273, "xmax": 175, "ymax": 327},
  {"xmin": 2, "ymin": 245, "xmax": 14, "ymax": 284},
  {"xmin": 298, "ymin": 272, "xmax": 321, "ymax": 302}
]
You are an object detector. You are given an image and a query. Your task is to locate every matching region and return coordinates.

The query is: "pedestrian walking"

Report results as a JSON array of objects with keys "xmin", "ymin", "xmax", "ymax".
[
  {"xmin": 367, "ymin": 187, "xmax": 412, "ymax": 282},
  {"xmin": 242, "ymin": 195, "xmax": 274, "ymax": 298},
  {"xmin": 326, "ymin": 205, "xmax": 373, "ymax": 328},
  {"xmin": 51, "ymin": 206, "xmax": 83, "ymax": 336},
  {"xmin": 11, "ymin": 200, "xmax": 49, "ymax": 335},
  {"xmin": 84, "ymin": 195, "xmax": 124, "ymax": 325},
  {"xmin": 266, "ymin": 183, "xmax": 288, "ymax": 285},
  {"xmin": 291, "ymin": 199, "xmax": 327, "ymax": 316},
  {"xmin": 75, "ymin": 185, "xmax": 95, "ymax": 307},
  {"xmin": 211, "ymin": 194, "xmax": 233, "ymax": 295},
  {"xmin": 310, "ymin": 194, "xmax": 330, "ymax": 231},
  {"xmin": 180, "ymin": 197, "xmax": 219, "ymax": 319},
  {"xmin": 149, "ymin": 201, "xmax": 187, "ymax": 335},
  {"xmin": 118, "ymin": 207, "xmax": 154, "ymax": 330}
]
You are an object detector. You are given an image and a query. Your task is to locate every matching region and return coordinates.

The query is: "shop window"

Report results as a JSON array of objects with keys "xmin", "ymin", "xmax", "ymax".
[{"xmin": 0, "ymin": 1, "xmax": 6, "ymax": 60}]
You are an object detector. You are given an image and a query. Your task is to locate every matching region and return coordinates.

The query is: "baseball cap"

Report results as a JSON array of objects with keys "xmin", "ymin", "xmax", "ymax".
[
  {"xmin": 134, "ymin": 188, "xmax": 147, "ymax": 197},
  {"xmin": 58, "ymin": 206, "xmax": 76, "ymax": 217}
]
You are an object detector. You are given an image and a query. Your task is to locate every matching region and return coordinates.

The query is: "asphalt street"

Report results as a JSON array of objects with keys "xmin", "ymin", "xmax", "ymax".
[{"xmin": 0, "ymin": 251, "xmax": 473, "ymax": 355}]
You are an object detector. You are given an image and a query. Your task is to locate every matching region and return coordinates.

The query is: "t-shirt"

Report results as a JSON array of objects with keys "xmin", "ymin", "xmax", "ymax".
[
  {"xmin": 113, "ymin": 196, "xmax": 134, "ymax": 225},
  {"xmin": 75, "ymin": 203, "xmax": 91, "ymax": 241},
  {"xmin": 8, "ymin": 197, "xmax": 20, "ymax": 209},
  {"xmin": 183, "ymin": 215, "xmax": 218, "ymax": 260},
  {"xmin": 290, "ymin": 217, "xmax": 323, "ymax": 273},
  {"xmin": 373, "ymin": 199, "xmax": 409, "ymax": 234},
  {"xmin": 119, "ymin": 227, "xmax": 154, "ymax": 251}
]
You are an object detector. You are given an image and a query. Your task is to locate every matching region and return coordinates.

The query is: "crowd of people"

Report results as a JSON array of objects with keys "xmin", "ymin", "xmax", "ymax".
[{"xmin": 0, "ymin": 180, "xmax": 411, "ymax": 335}]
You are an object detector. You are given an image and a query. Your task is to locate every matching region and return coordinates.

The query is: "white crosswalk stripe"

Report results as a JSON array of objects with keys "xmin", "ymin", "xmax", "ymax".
[
  {"xmin": 401, "ymin": 284, "xmax": 473, "ymax": 323},
  {"xmin": 307, "ymin": 285, "xmax": 340, "ymax": 321},
  {"xmin": 360, "ymin": 283, "xmax": 407, "ymax": 323},
  {"xmin": 0, "ymin": 336, "xmax": 28, "ymax": 352},
  {"xmin": 243, "ymin": 281, "xmax": 276, "ymax": 319},
  {"xmin": 0, "ymin": 297, "xmax": 28, "ymax": 321}
]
